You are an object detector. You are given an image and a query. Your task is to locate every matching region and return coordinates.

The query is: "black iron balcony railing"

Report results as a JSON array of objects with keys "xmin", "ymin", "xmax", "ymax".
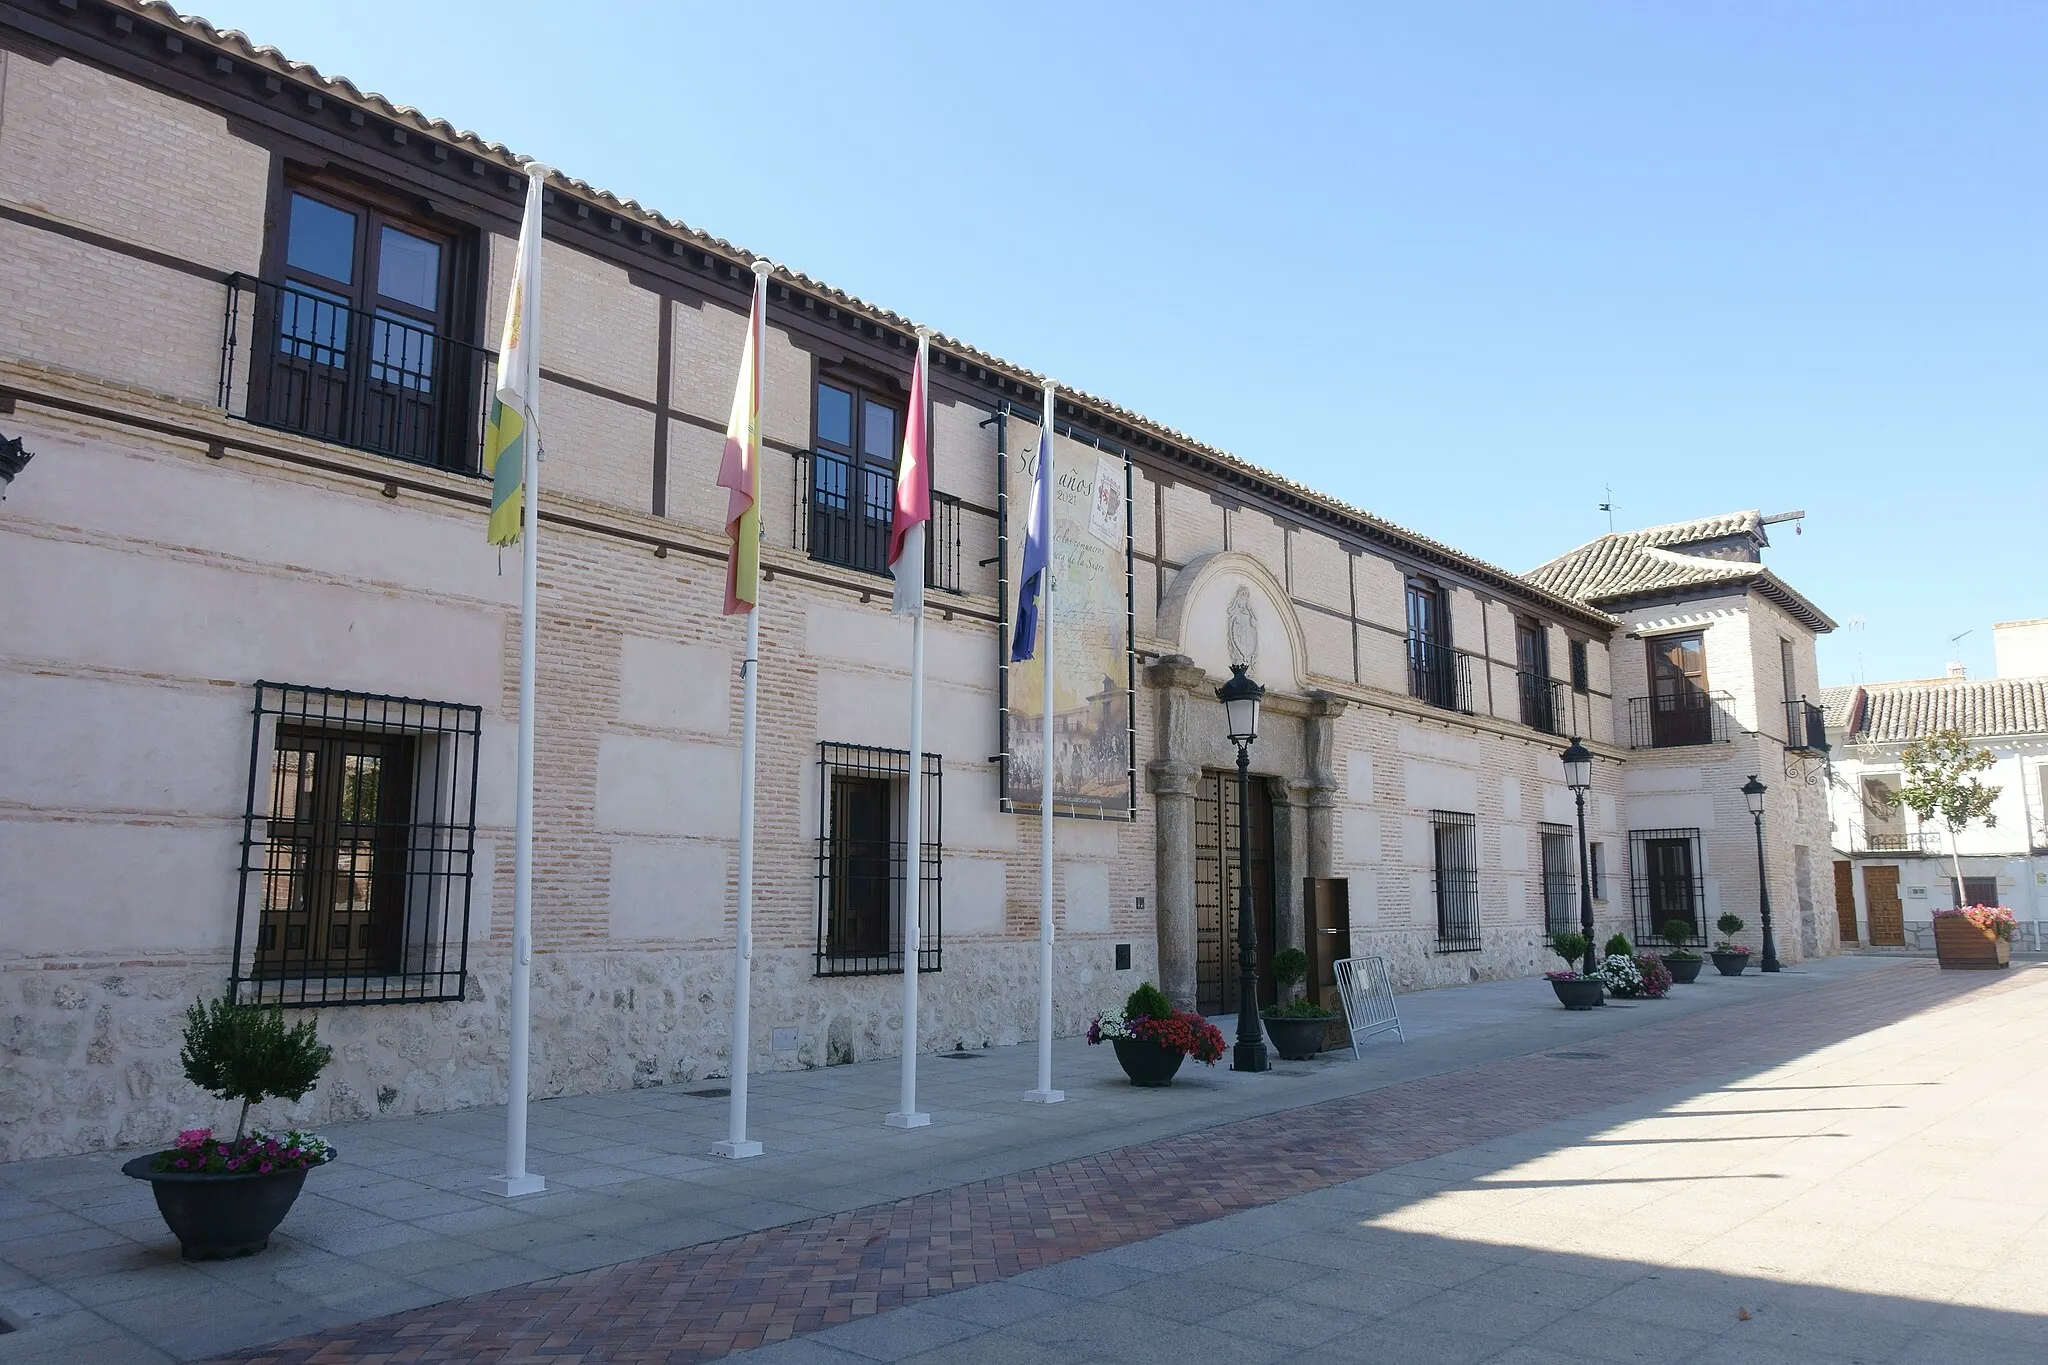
[
  {"xmin": 1860, "ymin": 829, "xmax": 1936, "ymax": 855},
  {"xmin": 1625, "ymin": 691, "xmax": 1734, "ymax": 749},
  {"xmin": 1517, "ymin": 670, "xmax": 1568, "ymax": 735},
  {"xmin": 1785, "ymin": 698, "xmax": 1828, "ymax": 753},
  {"xmin": 1407, "ymin": 638, "xmax": 1474, "ymax": 714},
  {"xmin": 220, "ymin": 274, "xmax": 492, "ymax": 472},
  {"xmin": 793, "ymin": 449, "xmax": 962, "ymax": 592}
]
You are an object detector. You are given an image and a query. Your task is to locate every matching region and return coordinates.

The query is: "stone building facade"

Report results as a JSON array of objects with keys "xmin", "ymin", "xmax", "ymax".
[{"xmin": 1, "ymin": 0, "xmax": 1832, "ymax": 1162}]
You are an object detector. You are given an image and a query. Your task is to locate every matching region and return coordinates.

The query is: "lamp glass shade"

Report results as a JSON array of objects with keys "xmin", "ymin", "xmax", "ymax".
[
  {"xmin": 1216, "ymin": 664, "xmax": 1264, "ymax": 744},
  {"xmin": 1559, "ymin": 737, "xmax": 1593, "ymax": 793},
  {"xmin": 1741, "ymin": 774, "xmax": 1767, "ymax": 816}
]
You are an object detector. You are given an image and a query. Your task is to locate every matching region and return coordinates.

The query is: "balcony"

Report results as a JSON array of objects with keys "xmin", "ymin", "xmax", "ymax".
[
  {"xmin": 1517, "ymin": 670, "xmax": 1567, "ymax": 735},
  {"xmin": 1859, "ymin": 829, "xmax": 1938, "ymax": 855},
  {"xmin": 1625, "ymin": 691, "xmax": 1734, "ymax": 749},
  {"xmin": 1785, "ymin": 698, "xmax": 1828, "ymax": 753},
  {"xmin": 220, "ymin": 274, "xmax": 491, "ymax": 472},
  {"xmin": 793, "ymin": 448, "xmax": 962, "ymax": 593},
  {"xmin": 1407, "ymin": 639, "xmax": 1474, "ymax": 714}
]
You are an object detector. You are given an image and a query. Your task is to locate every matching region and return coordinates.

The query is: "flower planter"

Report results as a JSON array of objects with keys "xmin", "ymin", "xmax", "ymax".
[
  {"xmin": 1711, "ymin": 951, "xmax": 1750, "ymax": 977},
  {"xmin": 122, "ymin": 1150, "xmax": 333, "ymax": 1259},
  {"xmin": 1933, "ymin": 917, "xmax": 2011, "ymax": 970},
  {"xmin": 1111, "ymin": 1036, "xmax": 1187, "ymax": 1087},
  {"xmin": 1664, "ymin": 955, "xmax": 1703, "ymax": 985},
  {"xmin": 1261, "ymin": 1015, "xmax": 1328, "ymax": 1060},
  {"xmin": 1549, "ymin": 977, "xmax": 1605, "ymax": 1010}
]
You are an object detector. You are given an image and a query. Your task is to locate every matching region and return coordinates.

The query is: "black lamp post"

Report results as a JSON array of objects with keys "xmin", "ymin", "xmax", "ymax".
[
  {"xmin": 1742, "ymin": 775, "xmax": 1781, "ymax": 972},
  {"xmin": 1560, "ymin": 737, "xmax": 1597, "ymax": 976},
  {"xmin": 0, "ymin": 431, "xmax": 32, "ymax": 499},
  {"xmin": 1217, "ymin": 663, "xmax": 1269, "ymax": 1073}
]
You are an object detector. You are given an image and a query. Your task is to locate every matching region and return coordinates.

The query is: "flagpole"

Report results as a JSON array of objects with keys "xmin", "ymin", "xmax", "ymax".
[
  {"xmin": 493, "ymin": 163, "xmax": 551, "ymax": 1198},
  {"xmin": 1024, "ymin": 384, "xmax": 1064, "ymax": 1104},
  {"xmin": 716, "ymin": 261, "xmax": 771, "ymax": 1161},
  {"xmin": 888, "ymin": 330, "xmax": 933, "ymax": 1130}
]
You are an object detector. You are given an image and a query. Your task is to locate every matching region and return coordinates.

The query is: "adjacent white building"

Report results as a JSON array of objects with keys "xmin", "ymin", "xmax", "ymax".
[{"xmin": 1822, "ymin": 619, "xmax": 2048, "ymax": 952}]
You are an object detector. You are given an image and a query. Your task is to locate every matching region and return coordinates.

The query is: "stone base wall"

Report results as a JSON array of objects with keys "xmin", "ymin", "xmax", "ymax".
[{"xmin": 0, "ymin": 938, "xmax": 1155, "ymax": 1163}]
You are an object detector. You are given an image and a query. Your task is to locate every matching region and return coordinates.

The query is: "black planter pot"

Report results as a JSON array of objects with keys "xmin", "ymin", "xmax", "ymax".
[
  {"xmin": 1665, "ymin": 955, "xmax": 1704, "ymax": 984},
  {"xmin": 1549, "ymin": 977, "xmax": 1606, "ymax": 1010},
  {"xmin": 1711, "ymin": 951, "xmax": 1751, "ymax": 977},
  {"xmin": 122, "ymin": 1151, "xmax": 332, "ymax": 1259},
  {"xmin": 1111, "ymin": 1036, "xmax": 1187, "ymax": 1087},
  {"xmin": 1261, "ymin": 1015, "xmax": 1329, "ymax": 1060}
]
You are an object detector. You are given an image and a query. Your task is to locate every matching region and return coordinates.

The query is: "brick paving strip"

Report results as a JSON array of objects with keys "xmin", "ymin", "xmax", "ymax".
[{"xmin": 219, "ymin": 963, "xmax": 2035, "ymax": 1364}]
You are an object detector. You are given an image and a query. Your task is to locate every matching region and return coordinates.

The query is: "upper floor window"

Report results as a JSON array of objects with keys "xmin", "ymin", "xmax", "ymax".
[
  {"xmin": 1779, "ymin": 638, "xmax": 1798, "ymax": 707},
  {"xmin": 1515, "ymin": 617, "xmax": 1560, "ymax": 733},
  {"xmin": 233, "ymin": 182, "xmax": 477, "ymax": 470},
  {"xmin": 806, "ymin": 374, "xmax": 902, "ymax": 577},
  {"xmin": 1641, "ymin": 631, "xmax": 1713, "ymax": 746},
  {"xmin": 1569, "ymin": 639, "xmax": 1590, "ymax": 694},
  {"xmin": 1406, "ymin": 577, "xmax": 1466, "ymax": 711}
]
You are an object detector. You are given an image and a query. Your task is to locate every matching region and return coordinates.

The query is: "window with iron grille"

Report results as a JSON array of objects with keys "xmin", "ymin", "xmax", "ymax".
[
  {"xmin": 233, "ymin": 683, "xmax": 481, "ymax": 1006},
  {"xmin": 1629, "ymin": 828, "xmax": 1706, "ymax": 947},
  {"xmin": 1539, "ymin": 825, "xmax": 1576, "ymax": 933},
  {"xmin": 1569, "ymin": 638, "xmax": 1590, "ymax": 694},
  {"xmin": 1431, "ymin": 810, "xmax": 1480, "ymax": 951},
  {"xmin": 815, "ymin": 742, "xmax": 942, "ymax": 976},
  {"xmin": 1590, "ymin": 841, "xmax": 1607, "ymax": 901}
]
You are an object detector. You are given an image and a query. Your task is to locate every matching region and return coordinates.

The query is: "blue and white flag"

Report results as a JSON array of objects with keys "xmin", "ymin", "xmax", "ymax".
[{"xmin": 1010, "ymin": 405, "xmax": 1054, "ymax": 662}]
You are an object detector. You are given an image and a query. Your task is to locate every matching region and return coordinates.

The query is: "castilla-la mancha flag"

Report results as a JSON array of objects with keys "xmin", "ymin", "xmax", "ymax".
[
  {"xmin": 716, "ymin": 273, "xmax": 767, "ymax": 615},
  {"xmin": 887, "ymin": 335, "xmax": 931, "ymax": 617}
]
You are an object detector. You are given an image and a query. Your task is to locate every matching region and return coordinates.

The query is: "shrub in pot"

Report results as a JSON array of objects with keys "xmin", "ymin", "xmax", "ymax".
[
  {"xmin": 1088, "ymin": 981, "xmax": 1227, "ymax": 1086},
  {"xmin": 123, "ymin": 992, "xmax": 335, "ymax": 1259},
  {"xmin": 1603, "ymin": 932, "xmax": 1634, "ymax": 960},
  {"xmin": 1932, "ymin": 905, "xmax": 2014, "ymax": 969},
  {"xmin": 1711, "ymin": 913, "xmax": 1753, "ymax": 976},
  {"xmin": 1659, "ymin": 918, "xmax": 1704, "ymax": 984},
  {"xmin": 1545, "ymin": 930, "xmax": 1604, "ymax": 1010},
  {"xmin": 1261, "ymin": 948, "xmax": 1333, "ymax": 1059}
]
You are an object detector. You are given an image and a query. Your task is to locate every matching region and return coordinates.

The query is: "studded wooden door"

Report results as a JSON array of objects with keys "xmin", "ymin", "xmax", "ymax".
[
  {"xmin": 1833, "ymin": 860, "xmax": 1857, "ymax": 944},
  {"xmin": 1864, "ymin": 864, "xmax": 1905, "ymax": 947}
]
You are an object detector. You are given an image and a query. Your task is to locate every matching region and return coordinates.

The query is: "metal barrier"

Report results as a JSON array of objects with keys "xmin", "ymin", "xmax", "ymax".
[{"xmin": 1333, "ymin": 956, "xmax": 1405, "ymax": 1058}]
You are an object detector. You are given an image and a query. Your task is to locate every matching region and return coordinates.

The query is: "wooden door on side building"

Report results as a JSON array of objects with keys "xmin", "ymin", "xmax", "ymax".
[
  {"xmin": 1864, "ymin": 865, "xmax": 1905, "ymax": 946},
  {"xmin": 1193, "ymin": 770, "xmax": 1276, "ymax": 1016},
  {"xmin": 1833, "ymin": 860, "xmax": 1857, "ymax": 944}
]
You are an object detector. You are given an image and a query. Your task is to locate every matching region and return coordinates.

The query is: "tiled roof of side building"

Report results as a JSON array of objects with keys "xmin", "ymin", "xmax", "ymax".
[
  {"xmin": 1844, "ymin": 677, "xmax": 2048, "ymax": 745},
  {"xmin": 1525, "ymin": 510, "xmax": 1835, "ymax": 633},
  {"xmin": 110, "ymin": 0, "xmax": 1609, "ymax": 630}
]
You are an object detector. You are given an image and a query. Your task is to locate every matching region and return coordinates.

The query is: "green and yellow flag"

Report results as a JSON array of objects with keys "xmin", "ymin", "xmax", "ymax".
[{"xmin": 485, "ymin": 167, "xmax": 546, "ymax": 547}]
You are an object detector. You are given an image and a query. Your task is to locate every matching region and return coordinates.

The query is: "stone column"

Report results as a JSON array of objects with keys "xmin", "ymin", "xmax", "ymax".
[
  {"xmin": 1146, "ymin": 655, "xmax": 1208, "ymax": 1013},
  {"xmin": 1303, "ymin": 692, "xmax": 1349, "ymax": 880},
  {"xmin": 1271, "ymin": 778, "xmax": 1311, "ymax": 959}
]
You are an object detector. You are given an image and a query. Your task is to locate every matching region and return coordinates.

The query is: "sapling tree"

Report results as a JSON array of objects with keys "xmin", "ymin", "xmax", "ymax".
[
  {"xmin": 180, "ymin": 993, "xmax": 333, "ymax": 1141},
  {"xmin": 1888, "ymin": 727, "xmax": 2001, "ymax": 906}
]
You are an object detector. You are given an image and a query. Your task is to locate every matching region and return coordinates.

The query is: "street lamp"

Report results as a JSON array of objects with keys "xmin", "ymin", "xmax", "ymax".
[
  {"xmin": 1560, "ymin": 737, "xmax": 1597, "ymax": 977},
  {"xmin": 1742, "ymin": 775, "xmax": 1781, "ymax": 972},
  {"xmin": 0, "ymin": 431, "xmax": 32, "ymax": 499},
  {"xmin": 1216, "ymin": 663, "xmax": 1268, "ymax": 1073}
]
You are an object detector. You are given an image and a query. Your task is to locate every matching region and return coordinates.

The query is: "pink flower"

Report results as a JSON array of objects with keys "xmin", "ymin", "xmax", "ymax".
[
  {"xmin": 173, "ymin": 1159, "xmax": 190, "ymax": 1169},
  {"xmin": 259, "ymin": 1162, "xmax": 274, "ymax": 1174},
  {"xmin": 177, "ymin": 1128, "xmax": 211, "ymax": 1146}
]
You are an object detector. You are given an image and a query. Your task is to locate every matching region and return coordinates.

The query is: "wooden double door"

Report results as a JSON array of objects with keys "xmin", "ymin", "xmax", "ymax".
[
  {"xmin": 1864, "ymin": 864, "xmax": 1905, "ymax": 946},
  {"xmin": 1194, "ymin": 769, "xmax": 1276, "ymax": 1016}
]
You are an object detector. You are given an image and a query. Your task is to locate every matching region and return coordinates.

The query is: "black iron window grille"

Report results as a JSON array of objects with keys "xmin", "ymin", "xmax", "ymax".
[
  {"xmin": 220, "ymin": 274, "xmax": 493, "ymax": 473},
  {"xmin": 815, "ymin": 741, "xmax": 943, "ymax": 977},
  {"xmin": 1569, "ymin": 639, "xmax": 1590, "ymax": 694},
  {"xmin": 1625, "ymin": 691, "xmax": 1734, "ymax": 749},
  {"xmin": 1431, "ymin": 810, "xmax": 1481, "ymax": 951},
  {"xmin": 1539, "ymin": 825, "xmax": 1576, "ymax": 933},
  {"xmin": 1518, "ymin": 671, "xmax": 1567, "ymax": 736},
  {"xmin": 233, "ymin": 682, "xmax": 482, "ymax": 1007},
  {"xmin": 1629, "ymin": 828, "xmax": 1706, "ymax": 947},
  {"xmin": 1407, "ymin": 639, "xmax": 1474, "ymax": 714},
  {"xmin": 1784, "ymin": 698, "xmax": 1828, "ymax": 753},
  {"xmin": 1590, "ymin": 841, "xmax": 1607, "ymax": 901},
  {"xmin": 792, "ymin": 450, "xmax": 962, "ymax": 591}
]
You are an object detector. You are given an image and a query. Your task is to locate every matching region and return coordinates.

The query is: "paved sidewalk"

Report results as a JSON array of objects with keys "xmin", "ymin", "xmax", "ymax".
[{"xmin": 0, "ymin": 956, "xmax": 1952, "ymax": 1363}]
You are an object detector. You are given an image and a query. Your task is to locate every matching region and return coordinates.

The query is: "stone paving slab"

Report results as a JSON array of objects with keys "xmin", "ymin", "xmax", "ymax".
[{"xmin": 136, "ymin": 959, "xmax": 2030, "ymax": 1364}]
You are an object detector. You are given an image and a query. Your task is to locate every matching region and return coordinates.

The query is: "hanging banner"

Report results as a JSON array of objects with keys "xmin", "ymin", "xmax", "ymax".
[{"xmin": 1001, "ymin": 419, "xmax": 1136, "ymax": 819}]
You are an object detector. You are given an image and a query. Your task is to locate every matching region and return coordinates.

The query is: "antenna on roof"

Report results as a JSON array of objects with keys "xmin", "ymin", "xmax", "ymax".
[{"xmin": 1599, "ymin": 484, "xmax": 1615, "ymax": 533}]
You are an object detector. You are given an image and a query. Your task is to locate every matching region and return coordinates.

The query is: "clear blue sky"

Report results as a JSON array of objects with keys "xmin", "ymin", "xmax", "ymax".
[{"xmin": 198, "ymin": 0, "xmax": 2045, "ymax": 686}]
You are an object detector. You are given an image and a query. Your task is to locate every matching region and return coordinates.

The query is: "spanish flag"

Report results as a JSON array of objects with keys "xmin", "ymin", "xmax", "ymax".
[
  {"xmin": 717, "ymin": 267, "xmax": 768, "ymax": 614},
  {"xmin": 484, "ymin": 167, "xmax": 546, "ymax": 547}
]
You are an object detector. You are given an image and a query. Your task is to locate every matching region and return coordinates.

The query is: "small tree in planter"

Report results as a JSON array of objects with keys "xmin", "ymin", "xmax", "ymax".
[
  {"xmin": 1262, "ymin": 948, "xmax": 1334, "ymax": 1059},
  {"xmin": 1888, "ymin": 727, "xmax": 2001, "ymax": 904},
  {"xmin": 1660, "ymin": 918, "xmax": 1704, "ymax": 984},
  {"xmin": 1089, "ymin": 981, "xmax": 1226, "ymax": 1086},
  {"xmin": 1545, "ymin": 930, "xmax": 1603, "ymax": 1009},
  {"xmin": 1602, "ymin": 932, "xmax": 1634, "ymax": 961},
  {"xmin": 1931, "ymin": 904, "xmax": 2015, "ymax": 970},
  {"xmin": 122, "ymin": 993, "xmax": 336, "ymax": 1259},
  {"xmin": 1712, "ymin": 913, "xmax": 1753, "ymax": 976}
]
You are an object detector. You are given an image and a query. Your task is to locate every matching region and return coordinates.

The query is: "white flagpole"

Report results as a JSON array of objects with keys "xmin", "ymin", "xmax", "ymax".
[
  {"xmin": 887, "ymin": 519, "xmax": 931, "ymax": 1129},
  {"xmin": 493, "ymin": 165, "xmax": 550, "ymax": 1198},
  {"xmin": 1025, "ymin": 384, "xmax": 1064, "ymax": 1104},
  {"xmin": 716, "ymin": 262, "xmax": 771, "ymax": 1161}
]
